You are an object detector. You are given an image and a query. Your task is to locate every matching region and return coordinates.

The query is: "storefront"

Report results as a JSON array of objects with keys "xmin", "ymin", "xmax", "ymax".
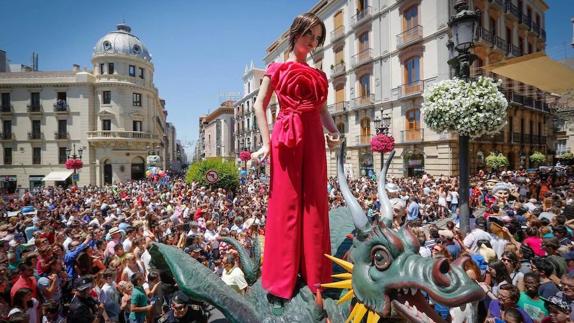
[
  {"xmin": 29, "ymin": 175, "xmax": 44, "ymax": 189},
  {"xmin": 403, "ymin": 151, "xmax": 425, "ymax": 177},
  {"xmin": 1, "ymin": 176, "xmax": 17, "ymax": 194},
  {"xmin": 359, "ymin": 151, "xmax": 374, "ymax": 177}
]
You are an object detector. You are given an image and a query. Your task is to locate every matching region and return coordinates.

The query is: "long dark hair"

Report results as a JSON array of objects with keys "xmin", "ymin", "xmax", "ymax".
[
  {"xmin": 490, "ymin": 260, "xmax": 512, "ymax": 285},
  {"xmin": 288, "ymin": 13, "xmax": 326, "ymax": 51}
]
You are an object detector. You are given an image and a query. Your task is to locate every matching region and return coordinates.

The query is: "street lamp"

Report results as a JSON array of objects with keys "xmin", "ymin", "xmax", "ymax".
[
  {"xmin": 66, "ymin": 144, "xmax": 84, "ymax": 186},
  {"xmin": 447, "ymin": 0, "xmax": 480, "ymax": 233}
]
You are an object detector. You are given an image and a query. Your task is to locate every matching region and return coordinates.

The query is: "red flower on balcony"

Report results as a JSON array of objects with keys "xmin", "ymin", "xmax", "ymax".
[
  {"xmin": 65, "ymin": 159, "xmax": 83, "ymax": 170},
  {"xmin": 239, "ymin": 150, "xmax": 252, "ymax": 162},
  {"xmin": 371, "ymin": 134, "xmax": 395, "ymax": 153}
]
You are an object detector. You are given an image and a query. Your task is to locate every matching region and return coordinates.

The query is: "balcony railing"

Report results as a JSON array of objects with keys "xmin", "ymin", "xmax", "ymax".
[
  {"xmin": 28, "ymin": 132, "xmax": 43, "ymax": 140},
  {"xmin": 397, "ymin": 80, "xmax": 425, "ymax": 98},
  {"xmin": 27, "ymin": 104, "xmax": 42, "ymax": 113},
  {"xmin": 54, "ymin": 132, "xmax": 69, "ymax": 140},
  {"xmin": 352, "ymin": 48, "xmax": 373, "ymax": 67},
  {"xmin": 396, "ymin": 25, "xmax": 423, "ymax": 49},
  {"xmin": 474, "ymin": 132, "xmax": 505, "ymax": 143},
  {"xmin": 53, "ymin": 101, "xmax": 69, "ymax": 112},
  {"xmin": 494, "ymin": 36, "xmax": 506, "ymax": 51},
  {"xmin": 0, "ymin": 104, "xmax": 12, "ymax": 113},
  {"xmin": 330, "ymin": 62, "xmax": 346, "ymax": 78},
  {"xmin": 351, "ymin": 7, "xmax": 372, "ymax": 27},
  {"xmin": 328, "ymin": 101, "xmax": 349, "ymax": 114},
  {"xmin": 400, "ymin": 128, "xmax": 424, "ymax": 143},
  {"xmin": 504, "ymin": 1, "xmax": 522, "ymax": 21},
  {"xmin": 0, "ymin": 133, "xmax": 14, "ymax": 140},
  {"xmin": 476, "ymin": 27, "xmax": 494, "ymax": 46},
  {"xmin": 352, "ymin": 94, "xmax": 375, "ymax": 109},
  {"xmin": 524, "ymin": 15, "xmax": 532, "ymax": 29},
  {"xmin": 331, "ymin": 25, "xmax": 345, "ymax": 42},
  {"xmin": 507, "ymin": 44, "xmax": 522, "ymax": 57},
  {"xmin": 87, "ymin": 130, "xmax": 157, "ymax": 140},
  {"xmin": 354, "ymin": 135, "xmax": 371, "ymax": 146}
]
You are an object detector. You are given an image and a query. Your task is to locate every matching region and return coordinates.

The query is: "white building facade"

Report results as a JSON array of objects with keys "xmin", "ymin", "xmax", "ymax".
[{"xmin": 0, "ymin": 24, "xmax": 175, "ymax": 191}]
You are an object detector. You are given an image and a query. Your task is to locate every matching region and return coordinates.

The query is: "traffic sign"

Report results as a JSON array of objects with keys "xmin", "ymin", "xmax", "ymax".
[{"xmin": 205, "ymin": 170, "xmax": 219, "ymax": 184}]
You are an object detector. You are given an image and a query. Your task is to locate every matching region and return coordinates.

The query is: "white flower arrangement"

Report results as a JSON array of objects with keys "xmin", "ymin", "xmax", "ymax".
[{"xmin": 421, "ymin": 76, "xmax": 509, "ymax": 138}]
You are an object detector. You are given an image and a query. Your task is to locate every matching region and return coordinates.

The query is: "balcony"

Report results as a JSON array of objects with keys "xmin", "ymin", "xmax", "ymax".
[
  {"xmin": 87, "ymin": 130, "xmax": 158, "ymax": 142},
  {"xmin": 351, "ymin": 7, "xmax": 372, "ymax": 27},
  {"xmin": 400, "ymin": 128, "xmax": 424, "ymax": 143},
  {"xmin": 330, "ymin": 62, "xmax": 346, "ymax": 78},
  {"xmin": 331, "ymin": 25, "xmax": 345, "ymax": 42},
  {"xmin": 0, "ymin": 104, "xmax": 12, "ymax": 114},
  {"xmin": 511, "ymin": 132, "xmax": 523, "ymax": 144},
  {"xmin": 532, "ymin": 22, "xmax": 540, "ymax": 35},
  {"xmin": 494, "ymin": 36, "xmax": 506, "ymax": 51},
  {"xmin": 352, "ymin": 48, "xmax": 373, "ymax": 67},
  {"xmin": 0, "ymin": 132, "xmax": 14, "ymax": 141},
  {"xmin": 53, "ymin": 101, "xmax": 69, "ymax": 113},
  {"xmin": 504, "ymin": 1, "xmax": 521, "ymax": 21},
  {"xmin": 353, "ymin": 135, "xmax": 371, "ymax": 146},
  {"xmin": 54, "ymin": 132, "xmax": 69, "ymax": 140},
  {"xmin": 328, "ymin": 101, "xmax": 349, "ymax": 114},
  {"xmin": 397, "ymin": 80, "xmax": 425, "ymax": 99},
  {"xmin": 28, "ymin": 132, "xmax": 43, "ymax": 140},
  {"xmin": 27, "ymin": 104, "xmax": 43, "ymax": 114},
  {"xmin": 396, "ymin": 25, "xmax": 423, "ymax": 49},
  {"xmin": 507, "ymin": 44, "xmax": 522, "ymax": 57},
  {"xmin": 352, "ymin": 94, "xmax": 375, "ymax": 109},
  {"xmin": 476, "ymin": 27, "xmax": 494, "ymax": 46},
  {"xmin": 474, "ymin": 132, "xmax": 505, "ymax": 143},
  {"xmin": 523, "ymin": 15, "xmax": 532, "ymax": 30}
]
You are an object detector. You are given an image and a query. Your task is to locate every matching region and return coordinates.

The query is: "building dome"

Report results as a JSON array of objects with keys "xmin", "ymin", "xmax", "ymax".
[{"xmin": 93, "ymin": 24, "xmax": 151, "ymax": 62}]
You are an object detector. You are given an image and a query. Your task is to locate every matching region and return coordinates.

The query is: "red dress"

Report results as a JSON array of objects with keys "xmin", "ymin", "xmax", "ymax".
[{"xmin": 261, "ymin": 61, "xmax": 332, "ymax": 299}]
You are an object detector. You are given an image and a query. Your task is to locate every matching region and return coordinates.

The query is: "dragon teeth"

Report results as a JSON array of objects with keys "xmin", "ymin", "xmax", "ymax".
[
  {"xmin": 402, "ymin": 288, "xmax": 409, "ymax": 294},
  {"xmin": 410, "ymin": 288, "xmax": 417, "ymax": 295}
]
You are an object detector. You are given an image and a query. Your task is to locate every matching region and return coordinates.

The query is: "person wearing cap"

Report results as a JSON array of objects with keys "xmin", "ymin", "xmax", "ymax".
[
  {"xmin": 157, "ymin": 291, "xmax": 206, "ymax": 323},
  {"xmin": 68, "ymin": 275, "xmax": 107, "ymax": 323},
  {"xmin": 463, "ymin": 217, "xmax": 492, "ymax": 253},
  {"xmin": 541, "ymin": 296, "xmax": 572, "ymax": 323},
  {"xmin": 104, "ymin": 227, "xmax": 123, "ymax": 259}
]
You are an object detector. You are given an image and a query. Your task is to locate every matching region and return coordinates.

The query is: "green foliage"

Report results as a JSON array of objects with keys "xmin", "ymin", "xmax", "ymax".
[
  {"xmin": 186, "ymin": 158, "xmax": 239, "ymax": 191},
  {"xmin": 485, "ymin": 152, "xmax": 509, "ymax": 170},
  {"xmin": 559, "ymin": 151, "xmax": 574, "ymax": 160},
  {"xmin": 529, "ymin": 151, "xmax": 546, "ymax": 165}
]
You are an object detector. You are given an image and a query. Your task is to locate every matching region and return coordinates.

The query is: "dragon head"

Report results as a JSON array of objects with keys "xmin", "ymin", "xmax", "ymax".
[{"xmin": 325, "ymin": 142, "xmax": 485, "ymax": 322}]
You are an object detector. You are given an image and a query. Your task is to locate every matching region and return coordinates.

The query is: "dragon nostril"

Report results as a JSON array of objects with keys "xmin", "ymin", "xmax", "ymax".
[{"xmin": 439, "ymin": 260, "xmax": 450, "ymax": 274}]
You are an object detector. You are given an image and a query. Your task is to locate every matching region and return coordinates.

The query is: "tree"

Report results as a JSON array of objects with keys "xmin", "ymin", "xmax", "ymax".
[
  {"xmin": 186, "ymin": 158, "xmax": 239, "ymax": 191},
  {"xmin": 529, "ymin": 151, "xmax": 545, "ymax": 167},
  {"xmin": 485, "ymin": 152, "xmax": 509, "ymax": 171}
]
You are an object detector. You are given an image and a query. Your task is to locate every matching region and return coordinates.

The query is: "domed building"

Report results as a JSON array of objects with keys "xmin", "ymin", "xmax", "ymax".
[{"xmin": 0, "ymin": 24, "xmax": 178, "ymax": 191}]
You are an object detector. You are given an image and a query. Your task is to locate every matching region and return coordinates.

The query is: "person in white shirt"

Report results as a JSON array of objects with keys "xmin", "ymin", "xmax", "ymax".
[
  {"xmin": 463, "ymin": 217, "xmax": 492, "ymax": 253},
  {"xmin": 203, "ymin": 221, "xmax": 218, "ymax": 242},
  {"xmin": 221, "ymin": 254, "xmax": 247, "ymax": 294}
]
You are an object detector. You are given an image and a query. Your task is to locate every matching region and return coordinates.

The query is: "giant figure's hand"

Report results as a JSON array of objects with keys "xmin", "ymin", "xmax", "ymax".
[
  {"xmin": 252, "ymin": 145, "xmax": 270, "ymax": 162},
  {"xmin": 326, "ymin": 132, "xmax": 341, "ymax": 150}
]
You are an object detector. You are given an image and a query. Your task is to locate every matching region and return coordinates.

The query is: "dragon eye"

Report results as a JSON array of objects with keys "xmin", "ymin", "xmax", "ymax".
[{"xmin": 371, "ymin": 246, "xmax": 392, "ymax": 271}]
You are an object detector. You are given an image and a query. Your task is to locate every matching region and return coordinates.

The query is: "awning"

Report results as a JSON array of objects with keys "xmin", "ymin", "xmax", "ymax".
[
  {"xmin": 42, "ymin": 170, "xmax": 73, "ymax": 182},
  {"xmin": 482, "ymin": 52, "xmax": 574, "ymax": 95}
]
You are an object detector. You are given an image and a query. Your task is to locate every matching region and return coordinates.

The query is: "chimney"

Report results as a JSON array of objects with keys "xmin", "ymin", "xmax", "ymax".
[
  {"xmin": 32, "ymin": 52, "xmax": 38, "ymax": 71},
  {"xmin": 0, "ymin": 50, "xmax": 6, "ymax": 73},
  {"xmin": 72, "ymin": 64, "xmax": 80, "ymax": 72}
]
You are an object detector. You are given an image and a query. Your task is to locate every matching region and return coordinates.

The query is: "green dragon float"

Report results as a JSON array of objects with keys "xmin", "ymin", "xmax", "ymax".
[{"xmin": 150, "ymin": 144, "xmax": 485, "ymax": 322}]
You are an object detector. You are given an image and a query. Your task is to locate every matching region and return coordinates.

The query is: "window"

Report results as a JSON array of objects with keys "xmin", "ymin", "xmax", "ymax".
[
  {"xmin": 3, "ymin": 148, "xmax": 12, "ymax": 165},
  {"xmin": 519, "ymin": 37, "xmax": 524, "ymax": 55},
  {"xmin": 33, "ymin": 147, "xmax": 41, "ymax": 165},
  {"xmin": 405, "ymin": 56, "xmax": 420, "ymax": 84},
  {"xmin": 133, "ymin": 121, "xmax": 143, "ymax": 132},
  {"xmin": 359, "ymin": 74, "xmax": 370, "ymax": 97},
  {"xmin": 100, "ymin": 63, "xmax": 105, "ymax": 75},
  {"xmin": 58, "ymin": 119, "xmax": 67, "ymax": 135},
  {"xmin": 405, "ymin": 108, "xmax": 421, "ymax": 140},
  {"xmin": 129, "ymin": 65, "xmax": 136, "ymax": 77},
  {"xmin": 30, "ymin": 92, "xmax": 40, "ymax": 107},
  {"xmin": 489, "ymin": 17, "xmax": 497, "ymax": 36},
  {"xmin": 59, "ymin": 147, "xmax": 67, "ymax": 164},
  {"xmin": 2, "ymin": 120, "xmax": 11, "ymax": 137},
  {"xmin": 108, "ymin": 63, "xmax": 114, "ymax": 74},
  {"xmin": 32, "ymin": 120, "xmax": 41, "ymax": 138},
  {"xmin": 1, "ymin": 93, "xmax": 10, "ymax": 110},
  {"xmin": 357, "ymin": 0, "xmax": 368, "ymax": 12},
  {"xmin": 132, "ymin": 93, "xmax": 142, "ymax": 107},
  {"xmin": 337, "ymin": 122, "xmax": 345, "ymax": 134},
  {"xmin": 139, "ymin": 67, "xmax": 144, "ymax": 79},
  {"xmin": 102, "ymin": 91, "xmax": 111, "ymax": 104},
  {"xmin": 527, "ymin": 42, "xmax": 533, "ymax": 54},
  {"xmin": 404, "ymin": 5, "xmax": 418, "ymax": 31},
  {"xmin": 359, "ymin": 32, "xmax": 369, "ymax": 51},
  {"xmin": 102, "ymin": 119, "xmax": 111, "ymax": 131},
  {"xmin": 556, "ymin": 140, "xmax": 568, "ymax": 155}
]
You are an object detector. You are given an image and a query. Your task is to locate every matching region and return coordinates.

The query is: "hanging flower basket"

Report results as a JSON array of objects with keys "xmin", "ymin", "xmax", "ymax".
[
  {"xmin": 370, "ymin": 134, "xmax": 395, "ymax": 153},
  {"xmin": 239, "ymin": 150, "xmax": 252, "ymax": 162},
  {"xmin": 485, "ymin": 153, "xmax": 509, "ymax": 171},
  {"xmin": 65, "ymin": 159, "xmax": 83, "ymax": 170},
  {"xmin": 529, "ymin": 151, "xmax": 545, "ymax": 166},
  {"xmin": 422, "ymin": 76, "xmax": 509, "ymax": 138}
]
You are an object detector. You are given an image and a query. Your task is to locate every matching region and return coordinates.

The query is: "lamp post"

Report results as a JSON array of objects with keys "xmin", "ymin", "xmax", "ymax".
[
  {"xmin": 66, "ymin": 144, "xmax": 84, "ymax": 186},
  {"xmin": 374, "ymin": 114, "xmax": 392, "ymax": 170},
  {"xmin": 447, "ymin": 0, "xmax": 479, "ymax": 233}
]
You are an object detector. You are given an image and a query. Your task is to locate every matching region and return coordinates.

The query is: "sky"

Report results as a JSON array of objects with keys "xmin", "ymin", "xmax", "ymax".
[{"xmin": 0, "ymin": 0, "xmax": 572, "ymax": 158}]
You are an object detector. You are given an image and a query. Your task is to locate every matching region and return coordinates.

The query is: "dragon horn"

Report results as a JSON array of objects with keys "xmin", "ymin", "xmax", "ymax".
[
  {"xmin": 338, "ymin": 139, "xmax": 370, "ymax": 233},
  {"xmin": 377, "ymin": 150, "xmax": 395, "ymax": 228}
]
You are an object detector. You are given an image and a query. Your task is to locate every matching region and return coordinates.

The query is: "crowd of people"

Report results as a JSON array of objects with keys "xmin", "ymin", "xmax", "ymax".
[{"xmin": 0, "ymin": 165, "xmax": 571, "ymax": 322}]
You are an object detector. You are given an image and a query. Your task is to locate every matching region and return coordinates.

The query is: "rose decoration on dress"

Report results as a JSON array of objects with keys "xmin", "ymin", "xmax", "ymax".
[
  {"xmin": 370, "ymin": 134, "xmax": 395, "ymax": 153},
  {"xmin": 272, "ymin": 62, "xmax": 328, "ymax": 108},
  {"xmin": 65, "ymin": 159, "xmax": 83, "ymax": 170},
  {"xmin": 239, "ymin": 150, "xmax": 252, "ymax": 162}
]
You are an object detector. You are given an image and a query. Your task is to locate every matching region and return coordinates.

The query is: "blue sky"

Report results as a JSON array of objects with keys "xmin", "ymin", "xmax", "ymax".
[{"xmin": 0, "ymin": 0, "xmax": 572, "ymax": 157}]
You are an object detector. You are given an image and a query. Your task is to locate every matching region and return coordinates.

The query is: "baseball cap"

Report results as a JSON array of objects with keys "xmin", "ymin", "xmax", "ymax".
[{"xmin": 74, "ymin": 276, "xmax": 93, "ymax": 291}]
